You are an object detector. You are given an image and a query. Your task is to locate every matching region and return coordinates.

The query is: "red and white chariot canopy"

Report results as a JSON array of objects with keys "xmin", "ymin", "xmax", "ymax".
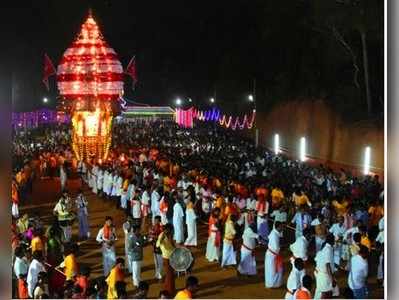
[{"xmin": 57, "ymin": 14, "xmax": 124, "ymax": 101}]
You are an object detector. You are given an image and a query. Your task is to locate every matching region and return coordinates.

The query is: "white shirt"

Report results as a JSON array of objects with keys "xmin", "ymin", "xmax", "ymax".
[
  {"xmin": 287, "ymin": 266, "xmax": 305, "ymax": 292},
  {"xmin": 151, "ymin": 190, "xmax": 161, "ymax": 214},
  {"xmin": 131, "ymin": 198, "xmax": 141, "ymax": 218},
  {"xmin": 142, "ymin": 191, "xmax": 150, "ymax": 206},
  {"xmin": 271, "ymin": 210, "xmax": 287, "ymax": 223},
  {"xmin": 173, "ymin": 202, "xmax": 184, "ymax": 222},
  {"xmin": 14, "ymin": 256, "xmax": 28, "ymax": 278},
  {"xmin": 348, "ymin": 254, "xmax": 368, "ymax": 290},
  {"xmin": 267, "ymin": 229, "xmax": 281, "ymax": 253},
  {"xmin": 290, "ymin": 236, "xmax": 309, "ymax": 261},
  {"xmin": 27, "ymin": 259, "xmax": 45, "ymax": 297},
  {"xmin": 329, "ymin": 223, "xmax": 346, "ymax": 240},
  {"xmin": 344, "ymin": 226, "xmax": 359, "ymax": 242},
  {"xmin": 315, "ymin": 244, "xmax": 334, "ymax": 273},
  {"xmin": 246, "ymin": 198, "xmax": 257, "ymax": 211},
  {"xmin": 242, "ymin": 227, "xmax": 259, "ymax": 249}
]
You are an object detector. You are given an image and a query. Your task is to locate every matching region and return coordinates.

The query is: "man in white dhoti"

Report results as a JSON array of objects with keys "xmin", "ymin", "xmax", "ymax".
[
  {"xmin": 151, "ymin": 187, "xmax": 161, "ymax": 225},
  {"xmin": 376, "ymin": 217, "xmax": 384, "ymax": 287},
  {"xmin": 172, "ymin": 195, "xmax": 185, "ymax": 245},
  {"xmin": 91, "ymin": 164, "xmax": 98, "ymax": 194},
  {"xmin": 127, "ymin": 225, "xmax": 147, "ymax": 287},
  {"xmin": 115, "ymin": 172, "xmax": 123, "ymax": 208},
  {"xmin": 329, "ymin": 216, "xmax": 346, "ymax": 270},
  {"xmin": 348, "ymin": 245, "xmax": 369, "ymax": 299},
  {"xmin": 206, "ymin": 208, "xmax": 221, "ymax": 262},
  {"xmin": 291, "ymin": 206, "xmax": 312, "ymax": 239},
  {"xmin": 237, "ymin": 222, "xmax": 259, "ymax": 275},
  {"xmin": 289, "ymin": 228, "xmax": 311, "ymax": 262},
  {"xmin": 111, "ymin": 172, "xmax": 119, "ymax": 204},
  {"xmin": 184, "ymin": 200, "xmax": 198, "ymax": 246},
  {"xmin": 96, "ymin": 216, "xmax": 117, "ymax": 276},
  {"xmin": 221, "ymin": 214, "xmax": 237, "ymax": 267},
  {"xmin": 27, "ymin": 251, "xmax": 46, "ymax": 298},
  {"xmin": 265, "ymin": 221, "xmax": 284, "ymax": 288},
  {"xmin": 284, "ymin": 258, "xmax": 305, "ymax": 299},
  {"xmin": 60, "ymin": 163, "xmax": 67, "ymax": 193},
  {"xmin": 311, "ymin": 214, "xmax": 327, "ymax": 253},
  {"xmin": 123, "ymin": 215, "xmax": 134, "ymax": 273},
  {"xmin": 97, "ymin": 167, "xmax": 104, "ymax": 196},
  {"xmin": 141, "ymin": 186, "xmax": 151, "ymax": 230},
  {"xmin": 314, "ymin": 234, "xmax": 335, "ymax": 299}
]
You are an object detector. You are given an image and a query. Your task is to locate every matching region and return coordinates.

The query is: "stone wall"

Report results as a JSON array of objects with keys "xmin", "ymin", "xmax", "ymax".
[{"xmin": 253, "ymin": 99, "xmax": 384, "ymax": 177}]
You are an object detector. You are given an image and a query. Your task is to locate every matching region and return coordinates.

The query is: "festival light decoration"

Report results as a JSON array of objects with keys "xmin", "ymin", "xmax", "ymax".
[
  {"xmin": 176, "ymin": 106, "xmax": 255, "ymax": 130},
  {"xmin": 274, "ymin": 134, "xmax": 280, "ymax": 155},
  {"xmin": 364, "ymin": 146, "xmax": 371, "ymax": 175},
  {"xmin": 300, "ymin": 137, "xmax": 306, "ymax": 162},
  {"xmin": 56, "ymin": 12, "xmax": 124, "ymax": 161}
]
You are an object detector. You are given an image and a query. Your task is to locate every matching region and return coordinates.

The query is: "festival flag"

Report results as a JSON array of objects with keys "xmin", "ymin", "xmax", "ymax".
[
  {"xmin": 125, "ymin": 56, "xmax": 138, "ymax": 89},
  {"xmin": 42, "ymin": 53, "xmax": 56, "ymax": 91}
]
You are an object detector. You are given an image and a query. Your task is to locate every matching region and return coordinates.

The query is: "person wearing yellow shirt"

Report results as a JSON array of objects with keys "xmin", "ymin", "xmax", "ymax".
[
  {"xmin": 156, "ymin": 224, "xmax": 176, "ymax": 297},
  {"xmin": 271, "ymin": 187, "xmax": 284, "ymax": 209},
  {"xmin": 292, "ymin": 189, "xmax": 311, "ymax": 208},
  {"xmin": 359, "ymin": 226, "xmax": 371, "ymax": 250},
  {"xmin": 174, "ymin": 276, "xmax": 199, "ymax": 300},
  {"xmin": 106, "ymin": 257, "xmax": 125, "ymax": 299},
  {"xmin": 59, "ymin": 243, "xmax": 79, "ymax": 281},
  {"xmin": 332, "ymin": 198, "xmax": 349, "ymax": 217},
  {"xmin": 30, "ymin": 229, "xmax": 44, "ymax": 254}
]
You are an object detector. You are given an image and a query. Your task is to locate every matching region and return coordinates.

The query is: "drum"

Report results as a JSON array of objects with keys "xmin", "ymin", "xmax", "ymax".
[{"xmin": 169, "ymin": 247, "xmax": 193, "ymax": 272}]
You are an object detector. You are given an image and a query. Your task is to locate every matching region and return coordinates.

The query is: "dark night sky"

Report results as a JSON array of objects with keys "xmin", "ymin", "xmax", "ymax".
[{"xmin": 3, "ymin": 0, "xmax": 384, "ymax": 116}]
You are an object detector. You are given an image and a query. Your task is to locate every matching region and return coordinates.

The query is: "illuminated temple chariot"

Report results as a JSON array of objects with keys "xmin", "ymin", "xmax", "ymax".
[{"xmin": 56, "ymin": 13, "xmax": 124, "ymax": 161}]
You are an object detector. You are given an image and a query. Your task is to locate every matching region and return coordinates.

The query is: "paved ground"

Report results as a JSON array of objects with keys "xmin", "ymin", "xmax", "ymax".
[{"xmin": 20, "ymin": 175, "xmax": 384, "ymax": 299}]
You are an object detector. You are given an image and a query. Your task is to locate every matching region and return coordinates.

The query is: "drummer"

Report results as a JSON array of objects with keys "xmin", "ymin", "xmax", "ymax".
[
  {"xmin": 96, "ymin": 216, "xmax": 117, "ymax": 276},
  {"xmin": 53, "ymin": 191, "xmax": 73, "ymax": 243}
]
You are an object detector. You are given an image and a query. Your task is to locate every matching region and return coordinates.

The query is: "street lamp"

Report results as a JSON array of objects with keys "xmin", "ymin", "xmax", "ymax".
[
  {"xmin": 175, "ymin": 98, "xmax": 182, "ymax": 106},
  {"xmin": 248, "ymin": 94, "xmax": 254, "ymax": 102},
  {"xmin": 188, "ymin": 98, "xmax": 192, "ymax": 103},
  {"xmin": 43, "ymin": 97, "xmax": 48, "ymax": 103},
  {"xmin": 210, "ymin": 97, "xmax": 215, "ymax": 103}
]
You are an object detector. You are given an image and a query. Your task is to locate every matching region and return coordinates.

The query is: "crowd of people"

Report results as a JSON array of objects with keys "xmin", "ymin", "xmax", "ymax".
[{"xmin": 11, "ymin": 120, "xmax": 384, "ymax": 299}]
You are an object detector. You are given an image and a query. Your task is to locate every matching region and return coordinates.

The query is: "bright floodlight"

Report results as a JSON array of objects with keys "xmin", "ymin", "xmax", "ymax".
[
  {"xmin": 43, "ymin": 97, "xmax": 48, "ymax": 103},
  {"xmin": 364, "ymin": 146, "xmax": 371, "ymax": 175},
  {"xmin": 274, "ymin": 134, "xmax": 280, "ymax": 155},
  {"xmin": 300, "ymin": 137, "xmax": 306, "ymax": 162},
  {"xmin": 176, "ymin": 98, "xmax": 182, "ymax": 106},
  {"xmin": 188, "ymin": 98, "xmax": 192, "ymax": 103},
  {"xmin": 210, "ymin": 97, "xmax": 215, "ymax": 103},
  {"xmin": 248, "ymin": 94, "xmax": 254, "ymax": 102}
]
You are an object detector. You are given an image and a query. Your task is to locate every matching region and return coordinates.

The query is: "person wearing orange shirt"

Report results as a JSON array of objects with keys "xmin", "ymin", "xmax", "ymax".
[
  {"xmin": 174, "ymin": 276, "xmax": 199, "ymax": 300},
  {"xmin": 293, "ymin": 274, "xmax": 313, "ymax": 299}
]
